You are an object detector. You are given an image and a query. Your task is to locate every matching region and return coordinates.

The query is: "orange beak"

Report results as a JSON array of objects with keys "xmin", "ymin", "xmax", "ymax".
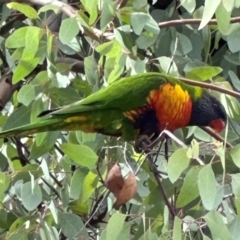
[{"xmin": 209, "ymin": 119, "xmax": 226, "ymax": 133}]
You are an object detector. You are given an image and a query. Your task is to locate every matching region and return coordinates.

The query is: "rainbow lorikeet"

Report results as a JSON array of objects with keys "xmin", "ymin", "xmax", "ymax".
[{"xmin": 0, "ymin": 73, "xmax": 227, "ymax": 141}]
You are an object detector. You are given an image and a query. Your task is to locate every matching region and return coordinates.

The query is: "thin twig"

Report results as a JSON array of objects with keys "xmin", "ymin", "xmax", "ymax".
[
  {"xmin": 14, "ymin": 138, "xmax": 63, "ymax": 188},
  {"xmin": 147, "ymin": 153, "xmax": 175, "ymax": 218},
  {"xmin": 41, "ymin": 177, "xmax": 61, "ymax": 200},
  {"xmin": 158, "ymin": 17, "xmax": 240, "ymax": 28},
  {"xmin": 151, "ymin": 130, "xmax": 205, "ymax": 165},
  {"xmin": 54, "ymin": 144, "xmax": 64, "ymax": 156},
  {"xmin": 200, "ymin": 127, "xmax": 233, "ymax": 148},
  {"xmin": 179, "ymin": 77, "xmax": 240, "ymax": 99}
]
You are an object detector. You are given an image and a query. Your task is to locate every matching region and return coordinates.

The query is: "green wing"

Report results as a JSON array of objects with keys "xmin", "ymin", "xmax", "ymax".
[{"xmin": 42, "ymin": 73, "xmax": 170, "ymax": 116}]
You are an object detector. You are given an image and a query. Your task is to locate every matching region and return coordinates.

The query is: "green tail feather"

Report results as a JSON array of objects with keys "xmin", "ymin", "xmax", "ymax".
[{"xmin": 0, "ymin": 118, "xmax": 64, "ymax": 138}]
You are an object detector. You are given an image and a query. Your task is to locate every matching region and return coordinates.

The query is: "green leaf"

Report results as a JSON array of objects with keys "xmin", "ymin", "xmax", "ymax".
[
  {"xmin": 131, "ymin": 12, "xmax": 150, "ymax": 35},
  {"xmin": 202, "ymin": 234, "xmax": 212, "ymax": 240},
  {"xmin": 38, "ymin": 4, "xmax": 60, "ymax": 14},
  {"xmin": 9, "ymin": 216, "xmax": 37, "ymax": 233},
  {"xmin": 178, "ymin": 33, "xmax": 192, "ymax": 55},
  {"xmin": 136, "ymin": 31, "xmax": 158, "ymax": 50},
  {"xmin": 157, "ymin": 56, "xmax": 178, "ymax": 76},
  {"xmin": 193, "ymin": 127, "xmax": 212, "ymax": 142},
  {"xmin": 236, "ymin": 0, "xmax": 240, "ymax": 7},
  {"xmin": 100, "ymin": 1, "xmax": 115, "ymax": 31},
  {"xmin": 70, "ymin": 168, "xmax": 88, "ymax": 199},
  {"xmin": 228, "ymin": 70, "xmax": 240, "ymax": 91},
  {"xmin": 180, "ymin": 0, "xmax": 196, "ymax": 13},
  {"xmin": 3, "ymin": 105, "xmax": 31, "ymax": 130},
  {"xmin": 199, "ymin": 0, "xmax": 221, "ymax": 30},
  {"xmin": 172, "ymin": 216, "xmax": 182, "ymax": 240},
  {"xmin": 204, "ymin": 211, "xmax": 232, "ymax": 240},
  {"xmin": 108, "ymin": 53, "xmax": 126, "ymax": 83},
  {"xmin": 49, "ymin": 200, "xmax": 58, "ymax": 224},
  {"xmin": 7, "ymin": 2, "xmax": 38, "ymax": 19},
  {"xmin": 216, "ymin": 1, "xmax": 231, "ymax": 35},
  {"xmin": 49, "ymin": 87, "xmax": 80, "ymax": 106},
  {"xmin": 21, "ymin": 182, "xmax": 42, "ymax": 211},
  {"xmin": 76, "ymin": 131, "xmax": 96, "ymax": 144},
  {"xmin": 0, "ymin": 173, "xmax": 11, "ymax": 202},
  {"xmin": 228, "ymin": 216, "xmax": 240, "ymax": 239},
  {"xmin": 176, "ymin": 166, "xmax": 201, "ymax": 207},
  {"xmin": 13, "ymin": 165, "xmax": 42, "ymax": 185},
  {"xmin": 13, "ymin": 58, "xmax": 40, "ymax": 83},
  {"xmin": 227, "ymin": 31, "xmax": 240, "ymax": 53},
  {"xmin": 58, "ymin": 212, "xmax": 89, "ymax": 239},
  {"xmin": 222, "ymin": 0, "xmax": 234, "ymax": 12},
  {"xmin": 144, "ymin": 15, "xmax": 160, "ymax": 35},
  {"xmin": 168, "ymin": 148, "xmax": 190, "ymax": 183},
  {"xmin": 234, "ymin": 198, "xmax": 240, "ymax": 216},
  {"xmin": 107, "ymin": 212, "xmax": 126, "ymax": 240},
  {"xmin": 230, "ymin": 144, "xmax": 240, "ymax": 168},
  {"xmin": 5, "ymin": 27, "xmax": 28, "ymax": 48},
  {"xmin": 60, "ymin": 143, "xmax": 97, "ymax": 168},
  {"xmin": 198, "ymin": 165, "xmax": 217, "ymax": 211},
  {"xmin": 185, "ymin": 66, "xmax": 222, "ymax": 81},
  {"xmin": 59, "ymin": 18, "xmax": 79, "ymax": 44},
  {"xmin": 30, "ymin": 98, "xmax": 45, "ymax": 123},
  {"xmin": 61, "ymin": 185, "xmax": 70, "ymax": 208},
  {"xmin": 0, "ymin": 209, "xmax": 17, "ymax": 231},
  {"xmin": 40, "ymin": 159, "xmax": 50, "ymax": 182},
  {"xmin": 72, "ymin": 77, "xmax": 92, "ymax": 96},
  {"xmin": 79, "ymin": 171, "xmax": 98, "ymax": 203},
  {"xmin": 7, "ymin": 230, "xmax": 28, "ymax": 240},
  {"xmin": 96, "ymin": 40, "xmax": 122, "ymax": 58},
  {"xmin": 187, "ymin": 139, "xmax": 199, "ymax": 159},
  {"xmin": 84, "ymin": 55, "xmax": 98, "ymax": 86},
  {"xmin": 231, "ymin": 174, "xmax": 240, "ymax": 198},
  {"xmin": 22, "ymin": 27, "xmax": 42, "ymax": 60},
  {"xmin": 0, "ymin": 152, "xmax": 9, "ymax": 171},
  {"xmin": 30, "ymin": 131, "xmax": 59, "ymax": 159},
  {"xmin": 81, "ymin": 0, "xmax": 98, "ymax": 25},
  {"xmin": 17, "ymin": 85, "xmax": 36, "ymax": 106}
]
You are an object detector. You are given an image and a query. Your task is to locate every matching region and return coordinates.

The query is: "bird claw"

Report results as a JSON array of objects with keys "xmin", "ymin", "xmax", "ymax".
[{"xmin": 134, "ymin": 135, "xmax": 152, "ymax": 153}]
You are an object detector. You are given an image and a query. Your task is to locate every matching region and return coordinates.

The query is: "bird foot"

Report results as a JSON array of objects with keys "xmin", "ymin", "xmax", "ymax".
[{"xmin": 134, "ymin": 135, "xmax": 152, "ymax": 153}]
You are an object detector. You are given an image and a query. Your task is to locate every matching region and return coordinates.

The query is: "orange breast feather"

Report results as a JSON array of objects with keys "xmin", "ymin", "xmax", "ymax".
[{"xmin": 148, "ymin": 83, "xmax": 192, "ymax": 132}]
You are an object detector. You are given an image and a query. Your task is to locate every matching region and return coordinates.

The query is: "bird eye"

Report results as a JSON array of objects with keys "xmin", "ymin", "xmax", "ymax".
[{"xmin": 212, "ymin": 103, "xmax": 218, "ymax": 109}]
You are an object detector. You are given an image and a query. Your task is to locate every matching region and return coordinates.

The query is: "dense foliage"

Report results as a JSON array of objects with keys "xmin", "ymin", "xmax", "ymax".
[{"xmin": 1, "ymin": 0, "xmax": 240, "ymax": 239}]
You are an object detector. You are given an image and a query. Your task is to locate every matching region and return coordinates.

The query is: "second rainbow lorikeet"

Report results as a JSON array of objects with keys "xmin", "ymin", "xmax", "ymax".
[{"xmin": 0, "ymin": 73, "xmax": 227, "ymax": 143}]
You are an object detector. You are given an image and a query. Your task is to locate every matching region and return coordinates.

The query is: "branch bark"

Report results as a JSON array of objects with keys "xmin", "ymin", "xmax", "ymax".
[
  {"xmin": 179, "ymin": 77, "xmax": 240, "ymax": 99},
  {"xmin": 0, "ymin": 73, "xmax": 22, "ymax": 111}
]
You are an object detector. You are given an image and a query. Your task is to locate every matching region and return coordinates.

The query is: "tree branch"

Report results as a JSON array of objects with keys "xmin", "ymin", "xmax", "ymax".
[
  {"xmin": 0, "ymin": 73, "xmax": 22, "ymax": 111},
  {"xmin": 179, "ymin": 77, "xmax": 240, "ymax": 99},
  {"xmin": 158, "ymin": 17, "xmax": 240, "ymax": 28}
]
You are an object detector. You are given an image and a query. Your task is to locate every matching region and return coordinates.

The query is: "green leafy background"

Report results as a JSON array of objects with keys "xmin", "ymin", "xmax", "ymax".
[{"xmin": 1, "ymin": 0, "xmax": 240, "ymax": 239}]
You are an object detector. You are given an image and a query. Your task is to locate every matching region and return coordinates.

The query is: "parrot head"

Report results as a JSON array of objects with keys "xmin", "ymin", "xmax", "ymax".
[{"xmin": 190, "ymin": 91, "xmax": 227, "ymax": 133}]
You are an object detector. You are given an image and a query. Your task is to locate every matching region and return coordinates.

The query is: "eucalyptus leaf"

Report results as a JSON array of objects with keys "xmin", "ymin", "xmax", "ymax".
[
  {"xmin": 58, "ymin": 212, "xmax": 89, "ymax": 240},
  {"xmin": 21, "ymin": 182, "xmax": 42, "ymax": 211},
  {"xmin": 168, "ymin": 148, "xmax": 190, "ymax": 183},
  {"xmin": 198, "ymin": 165, "xmax": 217, "ymax": 211},
  {"xmin": 106, "ymin": 212, "xmax": 126, "ymax": 240},
  {"xmin": 8, "ymin": 2, "xmax": 38, "ymax": 19},
  {"xmin": 59, "ymin": 18, "xmax": 79, "ymax": 44},
  {"xmin": 204, "ymin": 211, "xmax": 232, "ymax": 240},
  {"xmin": 60, "ymin": 143, "xmax": 97, "ymax": 168},
  {"xmin": 176, "ymin": 166, "xmax": 201, "ymax": 207},
  {"xmin": 199, "ymin": 0, "xmax": 221, "ymax": 30}
]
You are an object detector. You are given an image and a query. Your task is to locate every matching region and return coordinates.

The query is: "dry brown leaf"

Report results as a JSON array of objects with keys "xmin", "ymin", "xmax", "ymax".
[
  {"xmin": 105, "ymin": 164, "xmax": 124, "ymax": 196},
  {"xmin": 105, "ymin": 164, "xmax": 137, "ymax": 207},
  {"xmin": 114, "ymin": 171, "xmax": 137, "ymax": 207}
]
